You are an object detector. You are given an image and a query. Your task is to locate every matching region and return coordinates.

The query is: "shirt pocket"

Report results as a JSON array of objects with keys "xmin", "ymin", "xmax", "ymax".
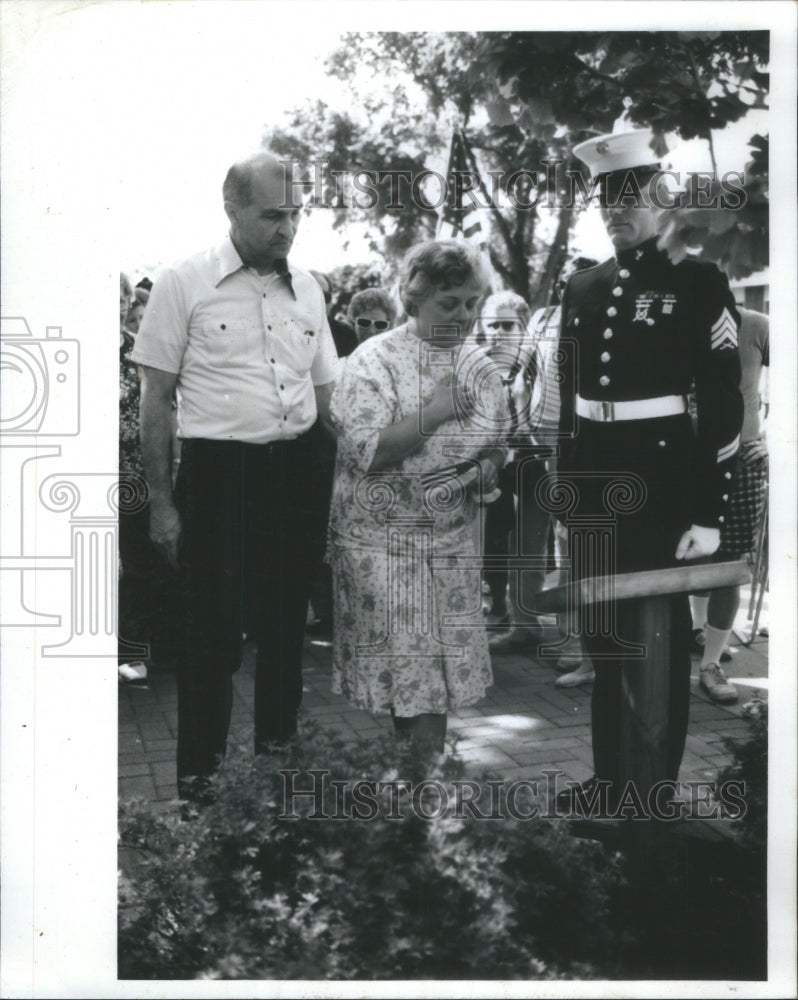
[
  {"xmin": 272, "ymin": 313, "xmax": 318, "ymax": 375},
  {"xmin": 193, "ymin": 319, "xmax": 258, "ymax": 368}
]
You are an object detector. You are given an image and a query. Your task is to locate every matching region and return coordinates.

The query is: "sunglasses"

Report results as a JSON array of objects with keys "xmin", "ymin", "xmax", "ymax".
[
  {"xmin": 486, "ymin": 320, "xmax": 521, "ymax": 333},
  {"xmin": 355, "ymin": 317, "xmax": 390, "ymax": 331}
]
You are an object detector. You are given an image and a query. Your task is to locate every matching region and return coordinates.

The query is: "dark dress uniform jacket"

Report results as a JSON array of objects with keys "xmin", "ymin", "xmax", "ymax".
[{"xmin": 557, "ymin": 236, "xmax": 744, "ymax": 574}]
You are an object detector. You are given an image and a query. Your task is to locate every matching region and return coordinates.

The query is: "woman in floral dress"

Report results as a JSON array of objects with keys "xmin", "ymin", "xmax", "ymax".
[{"xmin": 328, "ymin": 241, "xmax": 511, "ymax": 750}]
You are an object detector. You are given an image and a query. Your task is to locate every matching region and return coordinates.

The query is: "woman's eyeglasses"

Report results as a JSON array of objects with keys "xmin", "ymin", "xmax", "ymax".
[
  {"xmin": 355, "ymin": 317, "xmax": 390, "ymax": 331},
  {"xmin": 485, "ymin": 320, "xmax": 521, "ymax": 333}
]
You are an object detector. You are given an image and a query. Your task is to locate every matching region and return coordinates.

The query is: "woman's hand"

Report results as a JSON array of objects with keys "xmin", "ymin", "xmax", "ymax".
[{"xmin": 424, "ymin": 380, "xmax": 475, "ymax": 429}]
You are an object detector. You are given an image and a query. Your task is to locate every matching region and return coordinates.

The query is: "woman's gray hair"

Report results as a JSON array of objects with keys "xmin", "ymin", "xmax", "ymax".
[
  {"xmin": 398, "ymin": 240, "xmax": 487, "ymax": 317},
  {"xmin": 347, "ymin": 288, "xmax": 398, "ymax": 324},
  {"xmin": 480, "ymin": 290, "xmax": 531, "ymax": 331}
]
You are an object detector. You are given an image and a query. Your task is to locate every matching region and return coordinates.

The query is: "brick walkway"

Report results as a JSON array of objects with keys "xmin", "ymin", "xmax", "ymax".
[{"xmin": 119, "ymin": 599, "xmax": 768, "ymax": 811}]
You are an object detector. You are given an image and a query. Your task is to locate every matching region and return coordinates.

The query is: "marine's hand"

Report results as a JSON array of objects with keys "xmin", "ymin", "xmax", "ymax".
[{"xmin": 675, "ymin": 524, "xmax": 720, "ymax": 561}]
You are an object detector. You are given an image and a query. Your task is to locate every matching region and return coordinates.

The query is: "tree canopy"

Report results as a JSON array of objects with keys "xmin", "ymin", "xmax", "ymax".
[{"xmin": 266, "ymin": 31, "xmax": 769, "ymax": 303}]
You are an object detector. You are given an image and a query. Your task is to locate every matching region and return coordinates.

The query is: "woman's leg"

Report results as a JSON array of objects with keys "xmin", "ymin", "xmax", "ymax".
[{"xmin": 392, "ymin": 711, "xmax": 447, "ymax": 754}]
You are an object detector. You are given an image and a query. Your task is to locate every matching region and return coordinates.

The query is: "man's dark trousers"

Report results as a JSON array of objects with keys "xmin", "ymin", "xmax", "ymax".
[
  {"xmin": 559, "ymin": 413, "xmax": 696, "ymax": 795},
  {"xmin": 174, "ymin": 435, "xmax": 320, "ymax": 801}
]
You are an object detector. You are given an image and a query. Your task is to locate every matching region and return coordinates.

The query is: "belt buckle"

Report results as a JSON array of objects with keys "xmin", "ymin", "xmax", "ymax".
[{"xmin": 600, "ymin": 400, "xmax": 615, "ymax": 422}]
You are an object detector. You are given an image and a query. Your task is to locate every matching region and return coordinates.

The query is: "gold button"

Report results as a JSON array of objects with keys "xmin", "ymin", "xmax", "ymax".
[
  {"xmin": 599, "ymin": 375, "xmax": 610, "ymax": 387},
  {"xmin": 619, "ymin": 268, "xmax": 630, "ymax": 279},
  {"xmin": 603, "ymin": 328, "xmax": 613, "ymax": 339},
  {"xmin": 607, "ymin": 306, "xmax": 618, "ymax": 317},
  {"xmin": 612, "ymin": 287, "xmax": 623, "ymax": 297}
]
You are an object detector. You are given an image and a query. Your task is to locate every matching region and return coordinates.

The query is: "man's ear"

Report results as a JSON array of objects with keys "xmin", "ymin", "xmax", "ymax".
[{"xmin": 223, "ymin": 200, "xmax": 239, "ymax": 226}]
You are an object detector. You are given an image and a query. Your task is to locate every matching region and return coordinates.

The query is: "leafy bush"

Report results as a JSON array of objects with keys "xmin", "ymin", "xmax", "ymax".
[
  {"xmin": 119, "ymin": 726, "xmax": 630, "ymax": 980},
  {"xmin": 718, "ymin": 697, "xmax": 767, "ymax": 851}
]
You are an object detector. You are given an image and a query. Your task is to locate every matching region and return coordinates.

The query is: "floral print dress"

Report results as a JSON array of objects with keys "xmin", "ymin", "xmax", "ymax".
[{"xmin": 328, "ymin": 325, "xmax": 511, "ymax": 717}]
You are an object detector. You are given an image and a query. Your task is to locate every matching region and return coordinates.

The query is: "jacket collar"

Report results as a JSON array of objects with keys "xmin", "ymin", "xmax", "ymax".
[{"xmin": 615, "ymin": 235, "xmax": 665, "ymax": 270}]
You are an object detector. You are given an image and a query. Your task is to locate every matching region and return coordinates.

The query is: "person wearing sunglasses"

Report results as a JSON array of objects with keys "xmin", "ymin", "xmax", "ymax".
[{"xmin": 347, "ymin": 287, "xmax": 398, "ymax": 344}]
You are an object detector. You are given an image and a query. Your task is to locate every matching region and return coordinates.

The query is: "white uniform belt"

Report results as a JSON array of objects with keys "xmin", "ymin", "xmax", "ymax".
[{"xmin": 576, "ymin": 394, "xmax": 687, "ymax": 422}]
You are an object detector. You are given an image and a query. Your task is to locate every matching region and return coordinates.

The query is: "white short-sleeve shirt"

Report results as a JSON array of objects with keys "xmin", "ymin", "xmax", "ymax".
[{"xmin": 132, "ymin": 237, "xmax": 339, "ymax": 443}]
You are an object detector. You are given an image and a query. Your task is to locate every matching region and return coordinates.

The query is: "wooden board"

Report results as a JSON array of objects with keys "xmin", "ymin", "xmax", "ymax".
[{"xmin": 534, "ymin": 559, "xmax": 751, "ymax": 613}]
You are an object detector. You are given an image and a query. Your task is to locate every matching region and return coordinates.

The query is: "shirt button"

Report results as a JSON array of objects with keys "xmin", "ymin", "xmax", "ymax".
[
  {"xmin": 607, "ymin": 306, "xmax": 617, "ymax": 317},
  {"xmin": 267, "ymin": 324, "xmax": 272, "ymax": 330},
  {"xmin": 619, "ymin": 268, "xmax": 630, "ymax": 279},
  {"xmin": 600, "ymin": 352, "xmax": 611, "ymax": 363},
  {"xmin": 658, "ymin": 440, "xmax": 666, "ymax": 447},
  {"xmin": 283, "ymin": 415, "xmax": 288, "ymax": 421},
  {"xmin": 270, "ymin": 357, "xmax": 275, "ymax": 364},
  {"xmin": 280, "ymin": 383, "xmax": 285, "ymax": 390},
  {"xmin": 599, "ymin": 375, "xmax": 610, "ymax": 387},
  {"xmin": 725, "ymin": 472, "xmax": 732, "ymax": 479},
  {"xmin": 574, "ymin": 317, "xmax": 580, "ymax": 326},
  {"xmin": 612, "ymin": 287, "xmax": 623, "ymax": 297},
  {"xmin": 722, "ymin": 494, "xmax": 729, "ymax": 501},
  {"xmin": 603, "ymin": 328, "xmax": 613, "ymax": 340}
]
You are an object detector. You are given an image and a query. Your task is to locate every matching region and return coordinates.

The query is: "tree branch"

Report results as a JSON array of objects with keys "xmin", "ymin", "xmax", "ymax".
[{"xmin": 686, "ymin": 44, "xmax": 718, "ymax": 174}]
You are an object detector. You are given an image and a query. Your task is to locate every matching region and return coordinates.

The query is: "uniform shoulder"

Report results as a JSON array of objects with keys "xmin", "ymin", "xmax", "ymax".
[
  {"xmin": 672, "ymin": 254, "xmax": 729, "ymax": 283},
  {"xmin": 566, "ymin": 257, "xmax": 614, "ymax": 293}
]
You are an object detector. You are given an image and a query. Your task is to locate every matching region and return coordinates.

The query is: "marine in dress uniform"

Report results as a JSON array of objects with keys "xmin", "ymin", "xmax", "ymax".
[{"xmin": 556, "ymin": 128, "xmax": 744, "ymax": 799}]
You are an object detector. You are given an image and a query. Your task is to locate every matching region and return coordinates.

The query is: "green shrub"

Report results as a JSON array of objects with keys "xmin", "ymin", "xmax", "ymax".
[{"xmin": 119, "ymin": 726, "xmax": 630, "ymax": 980}]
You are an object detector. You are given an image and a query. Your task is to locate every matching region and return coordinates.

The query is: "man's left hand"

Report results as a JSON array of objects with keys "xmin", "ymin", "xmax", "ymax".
[{"xmin": 675, "ymin": 524, "xmax": 720, "ymax": 561}]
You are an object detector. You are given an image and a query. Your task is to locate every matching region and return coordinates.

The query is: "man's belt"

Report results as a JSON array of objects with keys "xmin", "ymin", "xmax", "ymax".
[{"xmin": 576, "ymin": 394, "xmax": 687, "ymax": 422}]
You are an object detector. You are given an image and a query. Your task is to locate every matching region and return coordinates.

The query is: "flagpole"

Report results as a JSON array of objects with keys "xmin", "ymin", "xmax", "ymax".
[{"xmin": 436, "ymin": 126, "xmax": 459, "ymax": 239}]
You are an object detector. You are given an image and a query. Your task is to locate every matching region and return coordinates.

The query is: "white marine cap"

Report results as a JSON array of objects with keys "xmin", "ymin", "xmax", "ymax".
[{"xmin": 573, "ymin": 126, "xmax": 674, "ymax": 179}]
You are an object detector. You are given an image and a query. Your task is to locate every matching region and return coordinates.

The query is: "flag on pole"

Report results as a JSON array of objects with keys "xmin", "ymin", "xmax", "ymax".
[
  {"xmin": 436, "ymin": 128, "xmax": 487, "ymax": 245},
  {"xmin": 436, "ymin": 128, "xmax": 498, "ymax": 291}
]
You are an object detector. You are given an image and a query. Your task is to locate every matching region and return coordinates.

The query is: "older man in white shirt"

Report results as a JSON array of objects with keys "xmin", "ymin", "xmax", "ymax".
[{"xmin": 134, "ymin": 152, "xmax": 339, "ymax": 804}]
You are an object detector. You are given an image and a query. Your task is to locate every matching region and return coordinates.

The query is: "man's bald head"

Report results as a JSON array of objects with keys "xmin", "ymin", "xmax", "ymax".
[
  {"xmin": 222, "ymin": 151, "xmax": 299, "ymax": 211},
  {"xmin": 223, "ymin": 152, "xmax": 302, "ymax": 274}
]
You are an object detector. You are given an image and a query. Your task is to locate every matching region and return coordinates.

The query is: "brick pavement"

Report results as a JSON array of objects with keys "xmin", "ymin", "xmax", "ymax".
[{"xmin": 119, "ymin": 603, "xmax": 769, "ymax": 810}]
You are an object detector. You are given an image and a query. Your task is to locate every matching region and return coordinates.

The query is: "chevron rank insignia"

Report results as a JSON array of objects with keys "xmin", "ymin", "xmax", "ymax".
[{"xmin": 710, "ymin": 308, "xmax": 738, "ymax": 351}]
